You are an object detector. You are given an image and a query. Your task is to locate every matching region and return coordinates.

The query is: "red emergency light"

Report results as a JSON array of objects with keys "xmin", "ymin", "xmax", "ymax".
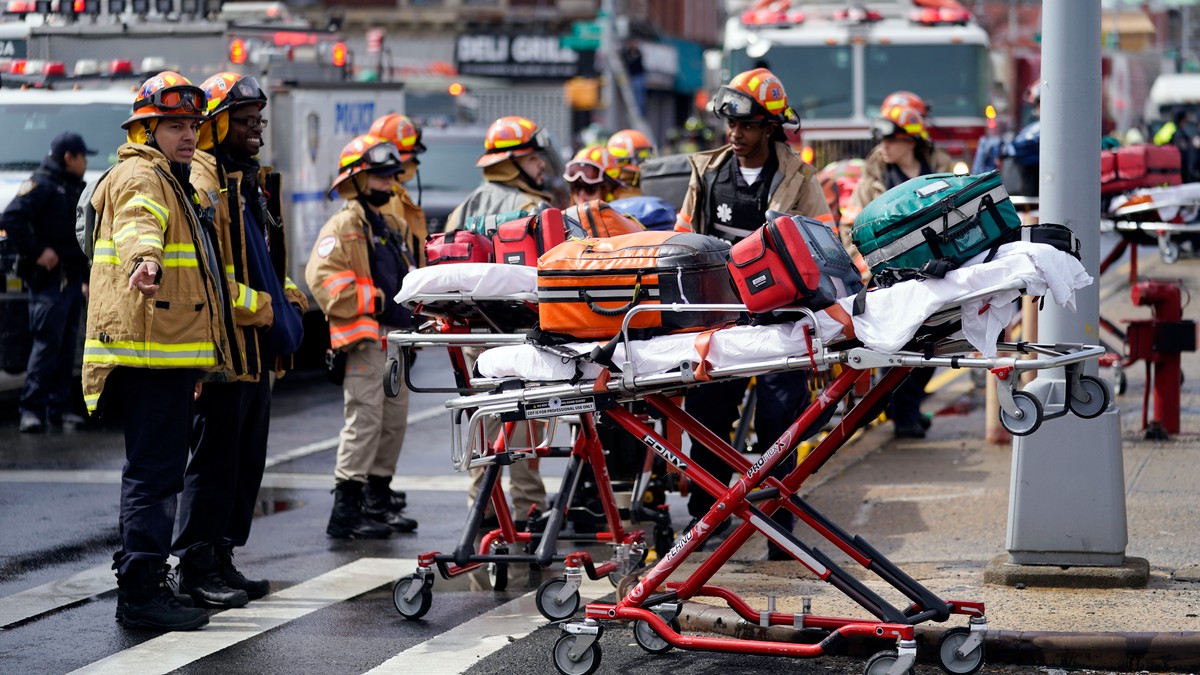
[
  {"xmin": 331, "ymin": 41, "xmax": 347, "ymax": 68},
  {"xmin": 271, "ymin": 31, "xmax": 317, "ymax": 46},
  {"xmin": 5, "ymin": 0, "xmax": 36, "ymax": 13},
  {"xmin": 42, "ymin": 61, "xmax": 66, "ymax": 76},
  {"xmin": 229, "ymin": 38, "xmax": 248, "ymax": 65},
  {"xmin": 109, "ymin": 58, "xmax": 134, "ymax": 75},
  {"xmin": 834, "ymin": 7, "xmax": 882, "ymax": 22},
  {"xmin": 8, "ymin": 59, "xmax": 27, "ymax": 74},
  {"xmin": 911, "ymin": 7, "xmax": 970, "ymax": 25}
]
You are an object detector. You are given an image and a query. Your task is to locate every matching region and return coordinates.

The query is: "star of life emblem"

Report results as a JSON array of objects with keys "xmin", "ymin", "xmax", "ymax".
[{"xmin": 717, "ymin": 202, "xmax": 733, "ymax": 223}]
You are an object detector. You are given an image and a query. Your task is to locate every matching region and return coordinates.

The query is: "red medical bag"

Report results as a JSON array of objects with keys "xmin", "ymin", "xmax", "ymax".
[
  {"xmin": 492, "ymin": 208, "xmax": 567, "ymax": 266},
  {"xmin": 425, "ymin": 230, "xmax": 494, "ymax": 265},
  {"xmin": 728, "ymin": 213, "xmax": 862, "ymax": 314}
]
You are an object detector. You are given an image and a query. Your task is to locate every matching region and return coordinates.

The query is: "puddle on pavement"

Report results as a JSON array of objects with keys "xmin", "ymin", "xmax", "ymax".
[{"xmin": 255, "ymin": 489, "xmax": 305, "ymax": 516}]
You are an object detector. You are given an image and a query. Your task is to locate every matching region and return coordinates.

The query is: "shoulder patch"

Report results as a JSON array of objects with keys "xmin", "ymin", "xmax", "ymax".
[
  {"xmin": 16, "ymin": 179, "xmax": 35, "ymax": 196},
  {"xmin": 316, "ymin": 235, "xmax": 337, "ymax": 258}
]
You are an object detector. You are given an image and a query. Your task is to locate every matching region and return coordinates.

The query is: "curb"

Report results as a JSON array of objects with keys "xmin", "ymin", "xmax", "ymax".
[{"xmin": 678, "ymin": 603, "xmax": 1200, "ymax": 672}]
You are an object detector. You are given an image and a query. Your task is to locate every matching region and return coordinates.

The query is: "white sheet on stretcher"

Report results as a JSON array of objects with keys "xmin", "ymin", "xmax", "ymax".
[
  {"xmin": 1109, "ymin": 184, "xmax": 1200, "ymax": 223},
  {"xmin": 396, "ymin": 263, "xmax": 537, "ymax": 305},
  {"xmin": 844, "ymin": 241, "xmax": 1091, "ymax": 356},
  {"xmin": 471, "ymin": 244, "xmax": 1091, "ymax": 381}
]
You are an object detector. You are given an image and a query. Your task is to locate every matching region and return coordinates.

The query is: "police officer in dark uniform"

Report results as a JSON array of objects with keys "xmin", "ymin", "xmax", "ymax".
[
  {"xmin": 677, "ymin": 69, "xmax": 832, "ymax": 561},
  {"xmin": 1, "ymin": 132, "xmax": 95, "ymax": 433}
]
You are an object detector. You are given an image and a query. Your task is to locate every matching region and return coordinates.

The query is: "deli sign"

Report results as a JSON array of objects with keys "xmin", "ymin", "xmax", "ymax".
[{"xmin": 456, "ymin": 34, "xmax": 595, "ymax": 79}]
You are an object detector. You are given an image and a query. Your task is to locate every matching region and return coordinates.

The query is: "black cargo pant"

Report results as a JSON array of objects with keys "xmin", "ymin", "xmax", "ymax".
[
  {"xmin": 173, "ymin": 375, "xmax": 272, "ymax": 557},
  {"xmin": 684, "ymin": 369, "xmax": 810, "ymax": 531},
  {"xmin": 111, "ymin": 367, "xmax": 198, "ymax": 576},
  {"xmin": 20, "ymin": 279, "xmax": 83, "ymax": 419}
]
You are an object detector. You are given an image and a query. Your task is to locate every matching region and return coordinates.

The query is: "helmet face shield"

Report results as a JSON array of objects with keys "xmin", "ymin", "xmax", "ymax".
[
  {"xmin": 712, "ymin": 85, "xmax": 762, "ymax": 120},
  {"xmin": 234, "ymin": 76, "xmax": 264, "ymax": 100},
  {"xmin": 871, "ymin": 117, "xmax": 901, "ymax": 140},
  {"xmin": 362, "ymin": 141, "xmax": 404, "ymax": 170}
]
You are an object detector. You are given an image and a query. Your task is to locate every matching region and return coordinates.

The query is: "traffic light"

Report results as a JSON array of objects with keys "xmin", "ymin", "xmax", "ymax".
[{"xmin": 563, "ymin": 77, "xmax": 600, "ymax": 111}]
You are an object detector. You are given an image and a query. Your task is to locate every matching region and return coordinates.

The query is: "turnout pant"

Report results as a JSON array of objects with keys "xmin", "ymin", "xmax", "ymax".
[
  {"xmin": 336, "ymin": 335, "xmax": 408, "ymax": 484},
  {"xmin": 110, "ymin": 367, "xmax": 198, "ymax": 575},
  {"xmin": 21, "ymin": 279, "xmax": 84, "ymax": 419},
  {"xmin": 174, "ymin": 375, "xmax": 272, "ymax": 557}
]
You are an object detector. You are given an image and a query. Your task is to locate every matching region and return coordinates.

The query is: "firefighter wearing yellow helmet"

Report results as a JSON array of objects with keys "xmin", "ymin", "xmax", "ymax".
[{"xmin": 85, "ymin": 71, "xmax": 230, "ymax": 632}]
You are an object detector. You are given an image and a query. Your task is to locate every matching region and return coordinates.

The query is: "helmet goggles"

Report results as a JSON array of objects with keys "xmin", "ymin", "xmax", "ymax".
[
  {"xmin": 345, "ymin": 141, "xmax": 406, "ymax": 173},
  {"xmin": 563, "ymin": 158, "xmax": 606, "ymax": 185},
  {"xmin": 136, "ymin": 85, "xmax": 206, "ymax": 115},
  {"xmin": 871, "ymin": 116, "xmax": 927, "ymax": 141}
]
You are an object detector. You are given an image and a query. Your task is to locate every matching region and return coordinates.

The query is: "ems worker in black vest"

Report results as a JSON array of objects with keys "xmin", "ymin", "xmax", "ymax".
[
  {"xmin": 678, "ymin": 68, "xmax": 833, "ymax": 560},
  {"xmin": 1, "ymin": 132, "xmax": 94, "ymax": 433}
]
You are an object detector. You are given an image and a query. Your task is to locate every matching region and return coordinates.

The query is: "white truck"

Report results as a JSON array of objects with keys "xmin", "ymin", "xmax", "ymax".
[{"xmin": 0, "ymin": 23, "xmax": 405, "ymax": 374}]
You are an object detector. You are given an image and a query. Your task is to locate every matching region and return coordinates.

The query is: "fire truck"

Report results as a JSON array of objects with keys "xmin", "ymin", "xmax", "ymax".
[{"xmin": 723, "ymin": 0, "xmax": 991, "ymax": 167}]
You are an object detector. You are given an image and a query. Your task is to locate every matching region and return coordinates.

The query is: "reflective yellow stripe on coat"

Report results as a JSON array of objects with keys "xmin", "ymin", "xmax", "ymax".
[{"xmin": 83, "ymin": 339, "xmax": 218, "ymax": 368}]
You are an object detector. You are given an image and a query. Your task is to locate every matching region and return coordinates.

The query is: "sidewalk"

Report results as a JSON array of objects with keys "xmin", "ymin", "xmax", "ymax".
[{"xmin": 672, "ymin": 251, "xmax": 1200, "ymax": 672}]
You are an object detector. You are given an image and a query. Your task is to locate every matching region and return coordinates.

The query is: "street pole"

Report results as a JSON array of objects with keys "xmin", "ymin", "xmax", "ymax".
[
  {"xmin": 600, "ymin": 0, "xmax": 618, "ymax": 132},
  {"xmin": 1005, "ymin": 0, "xmax": 1129, "ymax": 567}
]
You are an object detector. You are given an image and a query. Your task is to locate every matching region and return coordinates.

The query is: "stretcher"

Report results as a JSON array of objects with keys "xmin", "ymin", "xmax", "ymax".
[
  {"xmin": 1107, "ymin": 185, "xmax": 1200, "ymax": 265},
  {"xmin": 383, "ymin": 264, "xmax": 668, "ymax": 621},
  {"xmin": 435, "ymin": 244, "xmax": 1105, "ymax": 674}
]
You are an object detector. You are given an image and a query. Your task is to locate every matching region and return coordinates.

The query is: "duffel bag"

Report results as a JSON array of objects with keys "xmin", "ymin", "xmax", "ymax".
[
  {"xmin": 729, "ymin": 212, "xmax": 863, "ymax": 314},
  {"xmin": 609, "ymin": 195, "xmax": 676, "ymax": 230},
  {"xmin": 563, "ymin": 200, "xmax": 646, "ymax": 239},
  {"xmin": 493, "ymin": 208, "xmax": 566, "ymax": 266},
  {"xmin": 851, "ymin": 170, "xmax": 1021, "ymax": 287},
  {"xmin": 1145, "ymin": 145, "xmax": 1182, "ymax": 187},
  {"xmin": 463, "ymin": 209, "xmax": 530, "ymax": 237},
  {"xmin": 537, "ymin": 231, "xmax": 740, "ymax": 341},
  {"xmin": 426, "ymin": 230, "xmax": 493, "ymax": 265},
  {"xmin": 638, "ymin": 153, "xmax": 693, "ymax": 211}
]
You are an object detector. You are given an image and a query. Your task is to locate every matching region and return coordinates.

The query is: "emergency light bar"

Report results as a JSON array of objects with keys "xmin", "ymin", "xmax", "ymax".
[{"xmin": 910, "ymin": 7, "xmax": 970, "ymax": 25}]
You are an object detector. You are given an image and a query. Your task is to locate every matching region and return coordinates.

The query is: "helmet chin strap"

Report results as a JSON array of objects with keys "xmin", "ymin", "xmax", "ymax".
[{"xmin": 143, "ymin": 120, "xmax": 157, "ymax": 148}]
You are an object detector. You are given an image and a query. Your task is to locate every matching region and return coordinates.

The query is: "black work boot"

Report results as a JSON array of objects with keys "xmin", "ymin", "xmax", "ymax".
[
  {"xmin": 179, "ymin": 543, "xmax": 250, "ymax": 609},
  {"xmin": 327, "ymin": 480, "xmax": 392, "ymax": 539},
  {"xmin": 116, "ymin": 562, "xmax": 195, "ymax": 620},
  {"xmin": 216, "ymin": 544, "xmax": 270, "ymax": 601},
  {"xmin": 363, "ymin": 477, "xmax": 418, "ymax": 533},
  {"xmin": 116, "ymin": 560, "xmax": 209, "ymax": 631},
  {"xmin": 365, "ymin": 475, "xmax": 407, "ymax": 511}
]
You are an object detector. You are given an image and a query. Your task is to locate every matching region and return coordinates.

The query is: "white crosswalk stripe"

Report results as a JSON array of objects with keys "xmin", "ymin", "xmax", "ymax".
[{"xmin": 69, "ymin": 558, "xmax": 411, "ymax": 675}]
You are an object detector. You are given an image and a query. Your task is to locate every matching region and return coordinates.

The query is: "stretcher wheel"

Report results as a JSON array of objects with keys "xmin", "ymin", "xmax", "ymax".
[
  {"xmin": 488, "ymin": 546, "xmax": 508, "ymax": 591},
  {"xmin": 1161, "ymin": 241, "xmax": 1180, "ymax": 264},
  {"xmin": 632, "ymin": 616, "xmax": 680, "ymax": 654},
  {"xmin": 1112, "ymin": 368, "xmax": 1128, "ymax": 396},
  {"xmin": 383, "ymin": 358, "xmax": 402, "ymax": 398},
  {"xmin": 552, "ymin": 634, "xmax": 601, "ymax": 675},
  {"xmin": 392, "ymin": 574, "xmax": 431, "ymax": 620},
  {"xmin": 937, "ymin": 627, "xmax": 985, "ymax": 675},
  {"xmin": 999, "ymin": 391, "xmax": 1042, "ymax": 436},
  {"xmin": 536, "ymin": 577, "xmax": 580, "ymax": 621},
  {"xmin": 1069, "ymin": 375, "xmax": 1110, "ymax": 419},
  {"xmin": 864, "ymin": 650, "xmax": 914, "ymax": 675}
]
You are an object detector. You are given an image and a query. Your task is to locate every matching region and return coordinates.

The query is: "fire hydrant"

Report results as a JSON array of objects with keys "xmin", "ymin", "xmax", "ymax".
[{"xmin": 1124, "ymin": 280, "xmax": 1196, "ymax": 439}]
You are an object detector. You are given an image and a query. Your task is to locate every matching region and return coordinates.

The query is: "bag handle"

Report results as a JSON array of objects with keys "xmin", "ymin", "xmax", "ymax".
[{"xmin": 582, "ymin": 284, "xmax": 647, "ymax": 316}]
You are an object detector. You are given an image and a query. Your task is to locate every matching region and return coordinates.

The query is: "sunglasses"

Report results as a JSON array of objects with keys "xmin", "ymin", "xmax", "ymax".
[
  {"xmin": 138, "ymin": 85, "xmax": 205, "ymax": 114},
  {"xmin": 563, "ymin": 159, "xmax": 605, "ymax": 185},
  {"xmin": 231, "ymin": 116, "xmax": 268, "ymax": 130}
]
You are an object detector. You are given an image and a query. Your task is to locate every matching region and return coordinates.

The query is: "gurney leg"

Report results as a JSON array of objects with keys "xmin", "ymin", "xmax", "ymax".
[
  {"xmin": 456, "ymin": 463, "xmax": 502, "ymax": 568},
  {"xmin": 535, "ymin": 453, "xmax": 583, "ymax": 566}
]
